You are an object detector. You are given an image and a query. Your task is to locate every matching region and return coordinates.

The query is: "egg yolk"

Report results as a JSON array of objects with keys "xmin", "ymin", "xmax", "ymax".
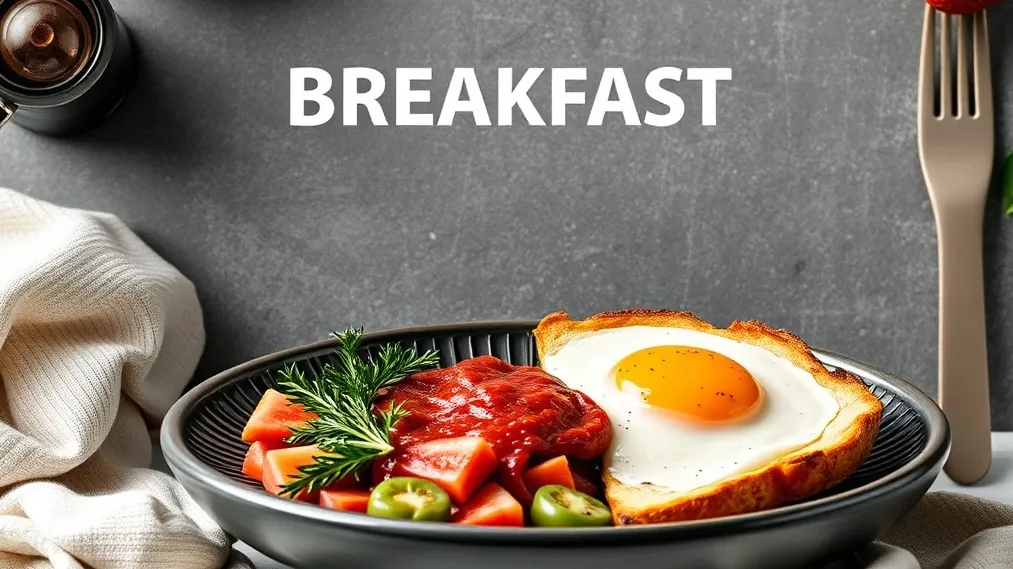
[{"xmin": 613, "ymin": 346, "xmax": 762, "ymax": 422}]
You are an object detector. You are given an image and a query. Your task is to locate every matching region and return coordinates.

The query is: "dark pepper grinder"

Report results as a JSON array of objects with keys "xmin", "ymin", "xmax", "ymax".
[{"xmin": 0, "ymin": 0, "xmax": 135, "ymax": 136}]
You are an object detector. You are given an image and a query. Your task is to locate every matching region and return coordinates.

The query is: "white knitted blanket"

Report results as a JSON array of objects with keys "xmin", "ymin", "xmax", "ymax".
[{"xmin": 0, "ymin": 189, "xmax": 249, "ymax": 569}]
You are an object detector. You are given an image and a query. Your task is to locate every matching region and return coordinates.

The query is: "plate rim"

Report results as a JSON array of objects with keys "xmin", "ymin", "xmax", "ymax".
[{"xmin": 161, "ymin": 320, "xmax": 950, "ymax": 546}]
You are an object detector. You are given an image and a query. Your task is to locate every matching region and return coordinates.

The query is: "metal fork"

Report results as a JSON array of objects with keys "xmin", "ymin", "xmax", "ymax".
[{"xmin": 918, "ymin": 6, "xmax": 994, "ymax": 484}]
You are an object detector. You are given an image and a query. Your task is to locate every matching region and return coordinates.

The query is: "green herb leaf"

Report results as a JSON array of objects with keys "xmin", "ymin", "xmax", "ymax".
[
  {"xmin": 273, "ymin": 328, "xmax": 439, "ymax": 497},
  {"xmin": 1003, "ymin": 152, "xmax": 1013, "ymax": 216}
]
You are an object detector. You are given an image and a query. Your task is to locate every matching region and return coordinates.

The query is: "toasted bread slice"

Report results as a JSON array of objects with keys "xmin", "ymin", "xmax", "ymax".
[{"xmin": 533, "ymin": 309, "xmax": 883, "ymax": 525}]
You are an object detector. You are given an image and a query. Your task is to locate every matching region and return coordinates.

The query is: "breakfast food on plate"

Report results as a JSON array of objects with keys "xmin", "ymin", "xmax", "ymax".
[
  {"xmin": 237, "ymin": 310, "xmax": 883, "ymax": 528},
  {"xmin": 534, "ymin": 309, "xmax": 884, "ymax": 525},
  {"xmin": 371, "ymin": 355, "xmax": 611, "ymax": 504},
  {"xmin": 924, "ymin": 0, "xmax": 1002, "ymax": 15},
  {"xmin": 239, "ymin": 328, "xmax": 613, "ymax": 527}
]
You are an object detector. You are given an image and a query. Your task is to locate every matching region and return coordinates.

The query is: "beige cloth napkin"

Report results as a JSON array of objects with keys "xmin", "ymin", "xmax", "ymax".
[
  {"xmin": 859, "ymin": 491, "xmax": 1013, "ymax": 569},
  {"xmin": 0, "ymin": 189, "xmax": 251, "ymax": 569}
]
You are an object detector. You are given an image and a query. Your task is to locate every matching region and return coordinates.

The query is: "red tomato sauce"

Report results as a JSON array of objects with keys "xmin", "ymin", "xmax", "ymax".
[{"xmin": 372, "ymin": 355, "xmax": 612, "ymax": 504}]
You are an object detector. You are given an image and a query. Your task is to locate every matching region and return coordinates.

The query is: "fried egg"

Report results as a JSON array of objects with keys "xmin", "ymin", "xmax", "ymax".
[{"xmin": 540, "ymin": 325, "xmax": 841, "ymax": 495}]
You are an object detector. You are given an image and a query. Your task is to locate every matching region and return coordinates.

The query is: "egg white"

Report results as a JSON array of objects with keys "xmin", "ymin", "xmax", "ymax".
[{"xmin": 540, "ymin": 325, "xmax": 841, "ymax": 495}]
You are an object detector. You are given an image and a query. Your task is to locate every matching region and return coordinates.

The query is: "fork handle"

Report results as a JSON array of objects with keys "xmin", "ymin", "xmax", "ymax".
[{"xmin": 936, "ymin": 208, "xmax": 991, "ymax": 484}]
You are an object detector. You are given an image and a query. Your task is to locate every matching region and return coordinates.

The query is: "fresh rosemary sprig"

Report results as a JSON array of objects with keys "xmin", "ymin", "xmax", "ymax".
[{"xmin": 274, "ymin": 328, "xmax": 439, "ymax": 497}]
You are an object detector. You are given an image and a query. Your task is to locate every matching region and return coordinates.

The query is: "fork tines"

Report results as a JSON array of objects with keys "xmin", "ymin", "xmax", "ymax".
[{"xmin": 920, "ymin": 7, "xmax": 991, "ymax": 121}]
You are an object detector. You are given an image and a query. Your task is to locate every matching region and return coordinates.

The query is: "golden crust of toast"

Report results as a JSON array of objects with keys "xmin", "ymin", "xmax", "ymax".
[{"xmin": 533, "ymin": 309, "xmax": 883, "ymax": 525}]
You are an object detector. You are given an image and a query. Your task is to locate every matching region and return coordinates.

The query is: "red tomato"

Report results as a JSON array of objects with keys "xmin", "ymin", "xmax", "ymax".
[
  {"xmin": 262, "ymin": 445, "xmax": 322, "ymax": 502},
  {"xmin": 524, "ymin": 456, "xmax": 575, "ymax": 492},
  {"xmin": 452, "ymin": 482, "xmax": 524, "ymax": 527},
  {"xmin": 242, "ymin": 440, "xmax": 283, "ymax": 481},
  {"xmin": 241, "ymin": 389, "xmax": 317, "ymax": 447},
  {"xmin": 319, "ymin": 490, "xmax": 370, "ymax": 513},
  {"xmin": 374, "ymin": 436, "xmax": 498, "ymax": 505}
]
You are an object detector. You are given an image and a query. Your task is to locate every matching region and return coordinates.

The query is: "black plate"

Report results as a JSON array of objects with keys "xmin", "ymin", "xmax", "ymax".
[{"xmin": 161, "ymin": 322, "xmax": 949, "ymax": 569}]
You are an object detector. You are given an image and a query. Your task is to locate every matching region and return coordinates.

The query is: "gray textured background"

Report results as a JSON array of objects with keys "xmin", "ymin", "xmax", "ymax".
[{"xmin": 2, "ymin": 0, "xmax": 1013, "ymax": 427}]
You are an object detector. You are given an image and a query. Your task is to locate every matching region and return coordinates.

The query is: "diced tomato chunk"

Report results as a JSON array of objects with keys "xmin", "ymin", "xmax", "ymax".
[
  {"xmin": 524, "ymin": 456, "xmax": 575, "ymax": 492},
  {"xmin": 241, "ymin": 389, "xmax": 317, "ymax": 446},
  {"xmin": 451, "ymin": 482, "xmax": 524, "ymax": 526},
  {"xmin": 242, "ymin": 440, "xmax": 283, "ymax": 481},
  {"xmin": 376, "ymin": 436, "xmax": 498, "ymax": 505},
  {"xmin": 319, "ymin": 489, "xmax": 371, "ymax": 513},
  {"xmin": 261, "ymin": 445, "xmax": 324, "ymax": 502},
  {"xmin": 261, "ymin": 444, "xmax": 360, "ymax": 502}
]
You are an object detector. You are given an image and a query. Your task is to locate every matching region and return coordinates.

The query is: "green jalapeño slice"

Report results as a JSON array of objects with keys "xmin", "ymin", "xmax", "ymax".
[
  {"xmin": 367, "ymin": 477, "xmax": 452, "ymax": 522},
  {"xmin": 530, "ymin": 485, "xmax": 612, "ymax": 527}
]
